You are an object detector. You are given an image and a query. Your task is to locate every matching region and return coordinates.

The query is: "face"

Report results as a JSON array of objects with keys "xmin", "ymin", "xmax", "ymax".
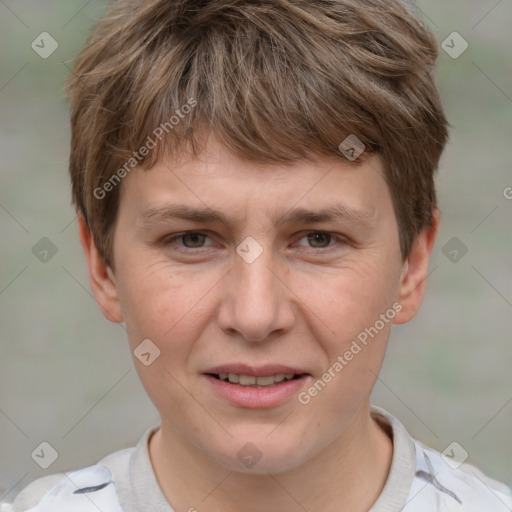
[{"xmin": 81, "ymin": 133, "xmax": 438, "ymax": 474}]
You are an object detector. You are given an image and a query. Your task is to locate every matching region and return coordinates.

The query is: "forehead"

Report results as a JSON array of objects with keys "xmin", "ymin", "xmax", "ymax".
[{"xmin": 118, "ymin": 133, "xmax": 392, "ymax": 227}]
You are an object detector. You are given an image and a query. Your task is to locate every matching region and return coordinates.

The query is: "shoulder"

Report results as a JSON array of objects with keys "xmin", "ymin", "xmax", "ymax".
[
  {"xmin": 406, "ymin": 440, "xmax": 512, "ymax": 511},
  {"xmin": 370, "ymin": 405, "xmax": 512, "ymax": 512},
  {"xmin": 0, "ymin": 448, "xmax": 133, "ymax": 512},
  {"xmin": 0, "ymin": 473, "xmax": 65, "ymax": 512}
]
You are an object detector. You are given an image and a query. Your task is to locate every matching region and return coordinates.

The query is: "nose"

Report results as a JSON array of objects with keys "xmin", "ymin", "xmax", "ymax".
[{"xmin": 217, "ymin": 243, "xmax": 295, "ymax": 342}]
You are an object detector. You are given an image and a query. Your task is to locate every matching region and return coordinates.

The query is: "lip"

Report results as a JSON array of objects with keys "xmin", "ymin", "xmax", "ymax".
[
  {"xmin": 202, "ymin": 364, "xmax": 311, "ymax": 409},
  {"xmin": 203, "ymin": 364, "xmax": 309, "ymax": 377}
]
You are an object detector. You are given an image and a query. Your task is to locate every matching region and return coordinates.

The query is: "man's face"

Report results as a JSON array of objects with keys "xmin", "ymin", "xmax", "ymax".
[{"xmin": 90, "ymin": 134, "xmax": 420, "ymax": 473}]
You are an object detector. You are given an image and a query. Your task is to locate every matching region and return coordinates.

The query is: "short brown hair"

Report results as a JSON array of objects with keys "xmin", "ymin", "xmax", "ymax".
[{"xmin": 66, "ymin": 0, "xmax": 449, "ymax": 268}]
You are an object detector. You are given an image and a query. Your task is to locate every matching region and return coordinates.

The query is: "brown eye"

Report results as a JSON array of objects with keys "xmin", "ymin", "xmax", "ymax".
[
  {"xmin": 306, "ymin": 232, "xmax": 332, "ymax": 248},
  {"xmin": 180, "ymin": 232, "xmax": 207, "ymax": 248},
  {"xmin": 160, "ymin": 231, "xmax": 213, "ymax": 251},
  {"xmin": 294, "ymin": 231, "xmax": 347, "ymax": 253}
]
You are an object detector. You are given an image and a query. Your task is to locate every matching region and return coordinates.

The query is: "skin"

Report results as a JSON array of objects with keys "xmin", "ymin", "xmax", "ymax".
[{"xmin": 79, "ymin": 133, "xmax": 439, "ymax": 512}]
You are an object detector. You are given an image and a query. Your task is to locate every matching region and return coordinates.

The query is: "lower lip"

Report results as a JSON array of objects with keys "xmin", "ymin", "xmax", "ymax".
[{"xmin": 204, "ymin": 375, "xmax": 309, "ymax": 408}]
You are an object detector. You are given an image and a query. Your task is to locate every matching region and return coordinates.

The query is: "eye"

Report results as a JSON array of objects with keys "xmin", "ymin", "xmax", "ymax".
[
  {"xmin": 296, "ymin": 231, "xmax": 344, "ymax": 250},
  {"xmin": 162, "ymin": 231, "xmax": 213, "ymax": 250},
  {"xmin": 159, "ymin": 230, "xmax": 346, "ymax": 253}
]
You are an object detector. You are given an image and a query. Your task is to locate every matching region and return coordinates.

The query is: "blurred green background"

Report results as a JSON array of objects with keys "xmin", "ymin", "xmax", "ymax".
[{"xmin": 1, "ymin": 0, "xmax": 511, "ymax": 500}]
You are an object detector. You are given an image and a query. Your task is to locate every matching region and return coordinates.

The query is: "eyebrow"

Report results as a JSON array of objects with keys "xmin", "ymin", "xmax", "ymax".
[{"xmin": 137, "ymin": 203, "xmax": 376, "ymax": 229}]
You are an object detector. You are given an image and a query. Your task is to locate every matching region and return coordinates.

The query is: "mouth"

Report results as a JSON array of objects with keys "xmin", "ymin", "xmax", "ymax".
[
  {"xmin": 202, "ymin": 364, "xmax": 311, "ymax": 408},
  {"xmin": 206, "ymin": 372, "xmax": 306, "ymax": 387}
]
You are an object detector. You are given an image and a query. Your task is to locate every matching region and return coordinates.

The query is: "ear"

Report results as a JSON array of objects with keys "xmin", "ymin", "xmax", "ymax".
[
  {"xmin": 78, "ymin": 214, "xmax": 124, "ymax": 323},
  {"xmin": 393, "ymin": 208, "xmax": 440, "ymax": 325}
]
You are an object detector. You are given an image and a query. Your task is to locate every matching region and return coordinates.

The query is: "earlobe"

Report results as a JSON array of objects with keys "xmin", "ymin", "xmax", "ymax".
[
  {"xmin": 393, "ymin": 209, "xmax": 440, "ymax": 325},
  {"xmin": 77, "ymin": 214, "xmax": 124, "ymax": 323}
]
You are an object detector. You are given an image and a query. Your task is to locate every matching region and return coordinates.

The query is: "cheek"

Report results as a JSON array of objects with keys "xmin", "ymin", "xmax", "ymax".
[
  {"xmin": 295, "ymin": 256, "xmax": 397, "ymax": 405},
  {"xmin": 116, "ymin": 262, "xmax": 181, "ymax": 344},
  {"xmin": 117, "ymin": 264, "xmax": 205, "ymax": 411},
  {"xmin": 116, "ymin": 260, "xmax": 219, "ymax": 355},
  {"xmin": 296, "ymin": 257, "xmax": 396, "ymax": 341}
]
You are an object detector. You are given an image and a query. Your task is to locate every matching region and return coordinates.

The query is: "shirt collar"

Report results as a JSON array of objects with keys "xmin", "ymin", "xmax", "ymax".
[{"xmin": 127, "ymin": 406, "xmax": 417, "ymax": 512}]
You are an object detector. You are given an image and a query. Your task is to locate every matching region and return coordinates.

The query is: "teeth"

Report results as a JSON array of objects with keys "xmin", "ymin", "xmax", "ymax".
[
  {"xmin": 216, "ymin": 373, "xmax": 298, "ymax": 387},
  {"xmin": 239, "ymin": 374, "xmax": 256, "ymax": 385},
  {"xmin": 255, "ymin": 375, "xmax": 276, "ymax": 386},
  {"xmin": 228, "ymin": 373, "xmax": 239, "ymax": 383}
]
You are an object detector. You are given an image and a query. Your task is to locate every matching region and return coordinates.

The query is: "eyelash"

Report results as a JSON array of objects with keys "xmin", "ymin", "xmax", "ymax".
[{"xmin": 160, "ymin": 231, "xmax": 347, "ymax": 253}]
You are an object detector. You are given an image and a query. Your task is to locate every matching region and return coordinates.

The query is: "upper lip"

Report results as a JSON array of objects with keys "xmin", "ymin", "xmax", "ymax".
[{"xmin": 203, "ymin": 364, "xmax": 310, "ymax": 377}]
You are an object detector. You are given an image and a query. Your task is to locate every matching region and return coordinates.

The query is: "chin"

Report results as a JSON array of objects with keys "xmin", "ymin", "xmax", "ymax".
[{"xmin": 208, "ymin": 433, "xmax": 311, "ymax": 475}]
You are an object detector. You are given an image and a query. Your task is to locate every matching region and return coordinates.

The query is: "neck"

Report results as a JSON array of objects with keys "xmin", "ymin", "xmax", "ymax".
[{"xmin": 149, "ymin": 404, "xmax": 393, "ymax": 512}]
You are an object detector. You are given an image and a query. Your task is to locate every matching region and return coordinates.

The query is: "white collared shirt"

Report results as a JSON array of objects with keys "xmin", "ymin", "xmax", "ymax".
[{"xmin": 2, "ymin": 406, "xmax": 511, "ymax": 511}]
